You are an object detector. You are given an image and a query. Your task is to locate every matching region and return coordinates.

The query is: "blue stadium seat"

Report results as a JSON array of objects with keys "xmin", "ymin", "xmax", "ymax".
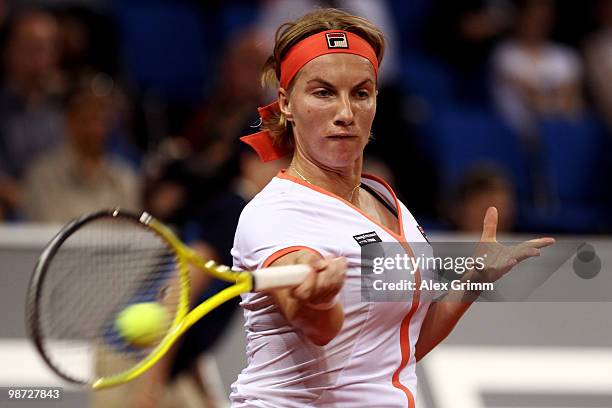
[
  {"xmin": 220, "ymin": 4, "xmax": 260, "ymax": 35},
  {"xmin": 427, "ymin": 107, "xmax": 531, "ymax": 198},
  {"xmin": 517, "ymin": 202, "xmax": 605, "ymax": 233},
  {"xmin": 521, "ymin": 116, "xmax": 610, "ymax": 232},
  {"xmin": 114, "ymin": 1, "xmax": 209, "ymax": 103},
  {"xmin": 388, "ymin": 0, "xmax": 431, "ymax": 50},
  {"xmin": 539, "ymin": 116, "xmax": 607, "ymax": 202},
  {"xmin": 400, "ymin": 52, "xmax": 454, "ymax": 109}
]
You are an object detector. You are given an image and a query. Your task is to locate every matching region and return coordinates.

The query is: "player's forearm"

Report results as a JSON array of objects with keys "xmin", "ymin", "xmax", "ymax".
[
  {"xmin": 414, "ymin": 299, "xmax": 472, "ymax": 361},
  {"xmin": 292, "ymin": 301, "xmax": 344, "ymax": 346},
  {"xmin": 415, "ymin": 270, "xmax": 482, "ymax": 360},
  {"xmin": 269, "ymin": 251, "xmax": 346, "ymax": 346},
  {"xmin": 272, "ymin": 288, "xmax": 344, "ymax": 346}
]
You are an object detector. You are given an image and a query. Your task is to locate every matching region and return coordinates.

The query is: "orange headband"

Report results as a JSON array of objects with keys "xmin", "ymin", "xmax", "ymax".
[
  {"xmin": 280, "ymin": 30, "xmax": 379, "ymax": 88},
  {"xmin": 241, "ymin": 30, "xmax": 379, "ymax": 162}
]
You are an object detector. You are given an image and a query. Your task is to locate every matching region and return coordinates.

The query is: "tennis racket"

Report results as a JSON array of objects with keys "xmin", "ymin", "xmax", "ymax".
[{"xmin": 26, "ymin": 208, "xmax": 311, "ymax": 390}]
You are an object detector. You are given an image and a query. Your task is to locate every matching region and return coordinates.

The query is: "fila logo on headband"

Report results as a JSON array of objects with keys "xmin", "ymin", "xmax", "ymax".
[{"xmin": 326, "ymin": 32, "xmax": 349, "ymax": 49}]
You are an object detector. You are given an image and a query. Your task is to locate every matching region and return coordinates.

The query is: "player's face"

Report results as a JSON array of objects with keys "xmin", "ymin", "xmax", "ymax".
[{"xmin": 281, "ymin": 53, "xmax": 377, "ymax": 169}]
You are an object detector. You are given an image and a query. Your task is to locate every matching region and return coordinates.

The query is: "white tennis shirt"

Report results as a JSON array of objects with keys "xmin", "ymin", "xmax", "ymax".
[{"xmin": 230, "ymin": 170, "xmax": 432, "ymax": 408}]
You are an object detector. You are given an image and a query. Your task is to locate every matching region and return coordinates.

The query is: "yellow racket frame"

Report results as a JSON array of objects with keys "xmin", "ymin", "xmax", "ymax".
[{"xmin": 92, "ymin": 212, "xmax": 253, "ymax": 389}]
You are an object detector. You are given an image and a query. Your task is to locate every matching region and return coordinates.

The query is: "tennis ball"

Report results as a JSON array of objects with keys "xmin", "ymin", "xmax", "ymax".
[{"xmin": 115, "ymin": 302, "xmax": 170, "ymax": 348}]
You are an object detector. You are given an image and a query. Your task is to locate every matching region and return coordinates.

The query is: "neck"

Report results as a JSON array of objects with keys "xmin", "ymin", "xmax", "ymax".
[{"xmin": 288, "ymin": 155, "xmax": 363, "ymax": 203}]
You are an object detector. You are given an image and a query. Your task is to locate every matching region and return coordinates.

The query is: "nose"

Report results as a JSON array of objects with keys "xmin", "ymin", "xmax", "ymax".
[{"xmin": 333, "ymin": 93, "xmax": 354, "ymax": 127}]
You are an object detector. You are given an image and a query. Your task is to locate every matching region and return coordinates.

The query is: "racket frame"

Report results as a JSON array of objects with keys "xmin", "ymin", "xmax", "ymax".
[{"xmin": 26, "ymin": 209, "xmax": 254, "ymax": 390}]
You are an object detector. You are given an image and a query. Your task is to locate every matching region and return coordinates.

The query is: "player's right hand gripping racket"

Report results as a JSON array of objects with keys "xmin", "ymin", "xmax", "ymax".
[{"xmin": 26, "ymin": 209, "xmax": 311, "ymax": 390}]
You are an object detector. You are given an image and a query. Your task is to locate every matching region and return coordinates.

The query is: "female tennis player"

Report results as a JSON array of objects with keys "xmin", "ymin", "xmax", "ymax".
[{"xmin": 233, "ymin": 9, "xmax": 554, "ymax": 407}]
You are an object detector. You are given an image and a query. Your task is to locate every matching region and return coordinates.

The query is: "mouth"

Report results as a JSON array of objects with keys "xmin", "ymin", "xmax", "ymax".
[{"xmin": 326, "ymin": 134, "xmax": 358, "ymax": 140}]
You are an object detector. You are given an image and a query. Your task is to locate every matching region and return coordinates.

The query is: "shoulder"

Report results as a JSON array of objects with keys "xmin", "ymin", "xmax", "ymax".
[
  {"xmin": 546, "ymin": 42, "xmax": 579, "ymax": 59},
  {"xmin": 362, "ymin": 173, "xmax": 399, "ymax": 208},
  {"xmin": 544, "ymin": 43, "xmax": 583, "ymax": 75},
  {"xmin": 492, "ymin": 40, "xmax": 519, "ymax": 61},
  {"xmin": 492, "ymin": 40, "xmax": 534, "ymax": 71},
  {"xmin": 549, "ymin": 43, "xmax": 582, "ymax": 65},
  {"xmin": 25, "ymin": 148, "xmax": 64, "ymax": 180},
  {"xmin": 104, "ymin": 156, "xmax": 140, "ymax": 187},
  {"xmin": 107, "ymin": 156, "xmax": 138, "ymax": 177},
  {"xmin": 361, "ymin": 173, "xmax": 425, "ymax": 236},
  {"xmin": 236, "ymin": 177, "xmax": 313, "ymax": 237},
  {"xmin": 232, "ymin": 176, "xmax": 328, "ymax": 269}
]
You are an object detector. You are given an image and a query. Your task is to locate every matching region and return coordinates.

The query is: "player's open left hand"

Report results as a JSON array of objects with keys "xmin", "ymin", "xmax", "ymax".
[{"xmin": 474, "ymin": 207, "xmax": 555, "ymax": 283}]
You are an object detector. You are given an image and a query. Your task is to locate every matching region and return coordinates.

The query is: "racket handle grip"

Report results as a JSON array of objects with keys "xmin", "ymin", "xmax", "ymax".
[{"xmin": 252, "ymin": 264, "xmax": 312, "ymax": 291}]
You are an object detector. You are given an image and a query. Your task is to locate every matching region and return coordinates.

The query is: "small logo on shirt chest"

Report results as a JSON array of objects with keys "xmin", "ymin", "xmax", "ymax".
[{"xmin": 353, "ymin": 231, "xmax": 382, "ymax": 247}]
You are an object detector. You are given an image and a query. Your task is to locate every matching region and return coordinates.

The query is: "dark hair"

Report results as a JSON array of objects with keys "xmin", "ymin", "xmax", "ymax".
[
  {"xmin": 0, "ymin": 7, "xmax": 56, "ymax": 51},
  {"xmin": 455, "ymin": 165, "xmax": 514, "ymax": 202}
]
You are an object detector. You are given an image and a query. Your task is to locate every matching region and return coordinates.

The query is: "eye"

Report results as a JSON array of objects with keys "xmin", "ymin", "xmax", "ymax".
[
  {"xmin": 313, "ymin": 88, "xmax": 332, "ymax": 97},
  {"xmin": 355, "ymin": 89, "xmax": 370, "ymax": 99}
]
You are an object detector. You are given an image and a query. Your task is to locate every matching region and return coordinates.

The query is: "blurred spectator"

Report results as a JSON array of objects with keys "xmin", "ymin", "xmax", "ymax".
[
  {"xmin": 0, "ymin": 9, "xmax": 65, "ymax": 218},
  {"xmin": 21, "ymin": 73, "xmax": 140, "ymax": 222},
  {"xmin": 56, "ymin": 9, "xmax": 89, "ymax": 77},
  {"xmin": 448, "ymin": 166, "xmax": 517, "ymax": 232},
  {"xmin": 182, "ymin": 29, "xmax": 268, "ymax": 169},
  {"xmin": 145, "ymin": 29, "xmax": 269, "ymax": 227},
  {"xmin": 585, "ymin": 0, "xmax": 612, "ymax": 133},
  {"xmin": 55, "ymin": 6, "xmax": 120, "ymax": 77},
  {"xmin": 197, "ymin": 1, "xmax": 263, "ymax": 61},
  {"xmin": 491, "ymin": 0, "xmax": 585, "ymax": 137},
  {"xmin": 424, "ymin": 0, "xmax": 513, "ymax": 103}
]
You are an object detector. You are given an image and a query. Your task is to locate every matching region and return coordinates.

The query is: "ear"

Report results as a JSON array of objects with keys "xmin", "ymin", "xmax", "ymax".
[{"xmin": 278, "ymin": 88, "xmax": 293, "ymax": 122}]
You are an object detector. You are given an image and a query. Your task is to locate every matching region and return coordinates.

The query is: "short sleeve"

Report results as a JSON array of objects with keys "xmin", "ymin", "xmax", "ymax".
[{"xmin": 231, "ymin": 199, "xmax": 329, "ymax": 272}]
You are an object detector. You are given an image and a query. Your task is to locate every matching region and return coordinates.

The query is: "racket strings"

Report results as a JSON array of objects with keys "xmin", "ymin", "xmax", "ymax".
[{"xmin": 35, "ymin": 217, "xmax": 182, "ymax": 384}]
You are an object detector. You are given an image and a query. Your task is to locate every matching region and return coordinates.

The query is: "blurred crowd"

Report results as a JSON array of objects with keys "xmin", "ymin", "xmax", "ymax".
[
  {"xmin": 0, "ymin": 1, "xmax": 609, "ymax": 405},
  {"xmin": 0, "ymin": 0, "xmax": 611, "ymax": 237}
]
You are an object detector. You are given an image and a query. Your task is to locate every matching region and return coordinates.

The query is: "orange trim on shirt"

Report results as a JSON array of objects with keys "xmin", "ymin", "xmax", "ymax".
[
  {"xmin": 262, "ymin": 245, "xmax": 323, "ymax": 268},
  {"xmin": 392, "ymin": 251, "xmax": 421, "ymax": 408}
]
